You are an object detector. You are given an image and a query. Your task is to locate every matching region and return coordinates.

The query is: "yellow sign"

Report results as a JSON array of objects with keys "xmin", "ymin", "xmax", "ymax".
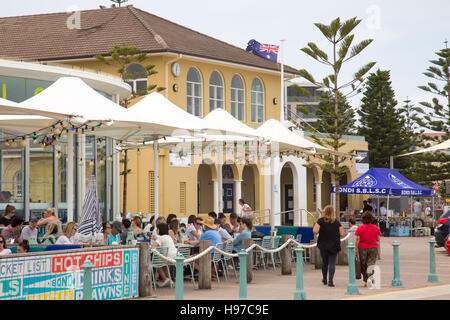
[
  {"xmin": 446, "ymin": 198, "xmax": 450, "ymax": 203},
  {"xmin": 27, "ymin": 290, "xmax": 73, "ymax": 300}
]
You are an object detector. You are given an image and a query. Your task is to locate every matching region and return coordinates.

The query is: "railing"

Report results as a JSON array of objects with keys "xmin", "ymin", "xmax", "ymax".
[{"xmin": 253, "ymin": 208, "xmax": 319, "ymax": 227}]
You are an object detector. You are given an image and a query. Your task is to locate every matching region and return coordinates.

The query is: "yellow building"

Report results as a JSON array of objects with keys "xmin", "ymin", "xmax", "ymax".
[{"xmin": 0, "ymin": 5, "xmax": 368, "ymax": 225}]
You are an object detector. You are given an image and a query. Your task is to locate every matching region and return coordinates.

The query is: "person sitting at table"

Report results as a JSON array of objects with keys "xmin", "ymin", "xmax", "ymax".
[
  {"xmin": 143, "ymin": 215, "xmax": 155, "ymax": 235},
  {"xmin": 120, "ymin": 218, "xmax": 132, "ymax": 245},
  {"xmin": 232, "ymin": 217, "xmax": 252, "ymax": 252},
  {"xmin": 151, "ymin": 216, "xmax": 167, "ymax": 245},
  {"xmin": 2, "ymin": 217, "xmax": 23, "ymax": 243},
  {"xmin": 169, "ymin": 219, "xmax": 182, "ymax": 244},
  {"xmin": 108, "ymin": 221, "xmax": 122, "ymax": 245},
  {"xmin": 189, "ymin": 217, "xmax": 222, "ymax": 281},
  {"xmin": 20, "ymin": 216, "xmax": 38, "ymax": 241},
  {"xmin": 56, "ymin": 222, "xmax": 79, "ymax": 245},
  {"xmin": 17, "ymin": 239, "xmax": 29, "ymax": 253},
  {"xmin": 37, "ymin": 208, "xmax": 62, "ymax": 236},
  {"xmin": 151, "ymin": 223, "xmax": 177, "ymax": 288},
  {"xmin": 167, "ymin": 214, "xmax": 177, "ymax": 225},
  {"xmin": 0, "ymin": 235, "xmax": 11, "ymax": 255},
  {"xmin": 224, "ymin": 213, "xmax": 240, "ymax": 236},
  {"xmin": 180, "ymin": 222, "xmax": 186, "ymax": 235},
  {"xmin": 215, "ymin": 219, "xmax": 232, "ymax": 243},
  {"xmin": 131, "ymin": 216, "xmax": 144, "ymax": 236},
  {"xmin": 208, "ymin": 211, "xmax": 217, "ymax": 219},
  {"xmin": 186, "ymin": 216, "xmax": 203, "ymax": 241},
  {"xmin": 40, "ymin": 223, "xmax": 58, "ymax": 244},
  {"xmin": 0, "ymin": 205, "xmax": 16, "ymax": 227}
]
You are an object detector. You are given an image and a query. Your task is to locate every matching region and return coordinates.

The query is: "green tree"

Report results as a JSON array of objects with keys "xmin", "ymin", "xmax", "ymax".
[
  {"xmin": 298, "ymin": 17, "xmax": 375, "ymax": 213},
  {"xmin": 357, "ymin": 70, "xmax": 411, "ymax": 169},
  {"xmin": 413, "ymin": 46, "xmax": 450, "ymax": 189},
  {"xmin": 95, "ymin": 44, "xmax": 165, "ymax": 216}
]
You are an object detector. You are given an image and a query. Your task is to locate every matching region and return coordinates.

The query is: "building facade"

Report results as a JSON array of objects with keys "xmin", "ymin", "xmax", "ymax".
[{"xmin": 0, "ymin": 5, "xmax": 368, "ymax": 225}]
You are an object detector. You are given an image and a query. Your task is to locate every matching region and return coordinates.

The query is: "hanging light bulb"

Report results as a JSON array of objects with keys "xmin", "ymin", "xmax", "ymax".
[
  {"xmin": 107, "ymin": 156, "xmax": 113, "ymax": 162},
  {"xmin": 89, "ymin": 160, "xmax": 94, "ymax": 167},
  {"xmin": 12, "ymin": 140, "xmax": 17, "ymax": 148},
  {"xmin": 137, "ymin": 148, "xmax": 141, "ymax": 156},
  {"xmin": 79, "ymin": 158, "xmax": 83, "ymax": 166},
  {"xmin": 56, "ymin": 151, "xmax": 62, "ymax": 160},
  {"xmin": 5, "ymin": 141, "xmax": 9, "ymax": 147},
  {"xmin": 21, "ymin": 138, "xmax": 27, "ymax": 147},
  {"xmin": 33, "ymin": 132, "xmax": 38, "ymax": 139},
  {"xmin": 91, "ymin": 127, "xmax": 95, "ymax": 134}
]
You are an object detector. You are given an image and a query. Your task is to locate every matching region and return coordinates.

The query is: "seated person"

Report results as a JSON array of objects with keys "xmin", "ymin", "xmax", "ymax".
[
  {"xmin": 169, "ymin": 219, "xmax": 182, "ymax": 244},
  {"xmin": 215, "ymin": 219, "xmax": 232, "ymax": 243},
  {"xmin": 233, "ymin": 217, "xmax": 252, "ymax": 252},
  {"xmin": 186, "ymin": 216, "xmax": 203, "ymax": 241},
  {"xmin": 1, "ymin": 217, "xmax": 23, "ymax": 243},
  {"xmin": 108, "ymin": 221, "xmax": 122, "ymax": 245},
  {"xmin": 17, "ymin": 239, "xmax": 29, "ymax": 253},
  {"xmin": 120, "ymin": 218, "xmax": 132, "ymax": 245},
  {"xmin": 0, "ymin": 235, "xmax": 11, "ymax": 255},
  {"xmin": 224, "ymin": 213, "xmax": 240, "ymax": 236},
  {"xmin": 151, "ymin": 223, "xmax": 176, "ymax": 288},
  {"xmin": 40, "ymin": 223, "xmax": 58, "ymax": 244},
  {"xmin": 56, "ymin": 222, "xmax": 78, "ymax": 245},
  {"xmin": 20, "ymin": 217, "xmax": 39, "ymax": 241}
]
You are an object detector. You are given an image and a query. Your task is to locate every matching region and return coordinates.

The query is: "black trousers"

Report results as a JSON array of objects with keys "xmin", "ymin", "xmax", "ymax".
[{"xmin": 320, "ymin": 248, "xmax": 338, "ymax": 283}]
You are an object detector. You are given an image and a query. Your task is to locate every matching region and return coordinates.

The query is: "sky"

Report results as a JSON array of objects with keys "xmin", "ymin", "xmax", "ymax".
[{"xmin": 3, "ymin": 0, "xmax": 450, "ymax": 116}]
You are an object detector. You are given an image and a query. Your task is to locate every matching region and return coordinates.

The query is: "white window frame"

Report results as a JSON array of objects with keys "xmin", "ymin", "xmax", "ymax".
[
  {"xmin": 231, "ymin": 74, "xmax": 245, "ymax": 121},
  {"xmin": 209, "ymin": 71, "xmax": 224, "ymax": 112},
  {"xmin": 251, "ymin": 77, "xmax": 265, "ymax": 123},
  {"xmin": 187, "ymin": 67, "xmax": 203, "ymax": 117}
]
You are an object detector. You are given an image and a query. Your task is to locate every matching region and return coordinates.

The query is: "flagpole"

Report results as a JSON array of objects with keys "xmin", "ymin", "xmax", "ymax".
[{"xmin": 280, "ymin": 39, "xmax": 285, "ymax": 122}]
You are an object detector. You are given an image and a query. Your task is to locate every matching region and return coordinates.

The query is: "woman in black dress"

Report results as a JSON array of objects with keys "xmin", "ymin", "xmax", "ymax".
[{"xmin": 313, "ymin": 205, "xmax": 345, "ymax": 287}]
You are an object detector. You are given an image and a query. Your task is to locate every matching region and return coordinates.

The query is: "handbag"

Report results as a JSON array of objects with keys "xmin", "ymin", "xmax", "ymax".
[{"xmin": 355, "ymin": 255, "xmax": 362, "ymax": 279}]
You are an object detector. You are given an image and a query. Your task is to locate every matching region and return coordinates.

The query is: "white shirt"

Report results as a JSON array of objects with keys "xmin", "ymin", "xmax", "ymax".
[
  {"xmin": 379, "ymin": 206, "xmax": 387, "ymax": 216},
  {"xmin": 155, "ymin": 235, "xmax": 177, "ymax": 259},
  {"xmin": 218, "ymin": 227, "xmax": 233, "ymax": 242},
  {"xmin": 425, "ymin": 207, "xmax": 431, "ymax": 216},
  {"xmin": 186, "ymin": 223, "xmax": 199, "ymax": 241},
  {"xmin": 227, "ymin": 222, "xmax": 240, "ymax": 233},
  {"xmin": 56, "ymin": 235, "xmax": 76, "ymax": 245},
  {"xmin": 0, "ymin": 249, "xmax": 11, "ymax": 255},
  {"xmin": 414, "ymin": 201, "xmax": 422, "ymax": 213}
]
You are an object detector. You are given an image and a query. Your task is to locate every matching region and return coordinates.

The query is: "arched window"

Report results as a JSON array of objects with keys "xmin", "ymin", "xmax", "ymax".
[
  {"xmin": 187, "ymin": 67, "xmax": 203, "ymax": 117},
  {"xmin": 124, "ymin": 63, "xmax": 148, "ymax": 93},
  {"xmin": 231, "ymin": 74, "xmax": 245, "ymax": 121},
  {"xmin": 209, "ymin": 71, "xmax": 224, "ymax": 111},
  {"xmin": 251, "ymin": 78, "xmax": 264, "ymax": 123}
]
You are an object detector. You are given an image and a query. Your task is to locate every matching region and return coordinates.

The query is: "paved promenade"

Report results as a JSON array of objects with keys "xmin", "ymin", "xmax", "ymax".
[{"xmin": 139, "ymin": 237, "xmax": 450, "ymax": 300}]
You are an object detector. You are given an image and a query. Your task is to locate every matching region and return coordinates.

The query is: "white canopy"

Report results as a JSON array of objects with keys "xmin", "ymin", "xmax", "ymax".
[
  {"xmin": 256, "ymin": 119, "xmax": 326, "ymax": 153},
  {"xmin": 9, "ymin": 77, "xmax": 198, "ymax": 141},
  {"xmin": 398, "ymin": 138, "xmax": 450, "ymax": 157},
  {"xmin": 202, "ymin": 108, "xmax": 261, "ymax": 138},
  {"xmin": 0, "ymin": 97, "xmax": 22, "ymax": 111}
]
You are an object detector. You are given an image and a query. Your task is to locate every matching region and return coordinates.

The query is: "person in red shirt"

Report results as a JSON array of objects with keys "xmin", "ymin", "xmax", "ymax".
[{"xmin": 355, "ymin": 211, "xmax": 381, "ymax": 287}]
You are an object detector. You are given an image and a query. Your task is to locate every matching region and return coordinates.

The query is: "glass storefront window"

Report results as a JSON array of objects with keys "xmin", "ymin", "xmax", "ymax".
[
  {"xmin": 0, "ymin": 147, "xmax": 24, "ymax": 218},
  {"xmin": 29, "ymin": 144, "xmax": 53, "ymax": 220}
]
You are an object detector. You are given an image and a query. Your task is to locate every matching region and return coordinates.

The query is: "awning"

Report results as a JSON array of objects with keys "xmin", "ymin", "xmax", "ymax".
[{"xmin": 397, "ymin": 138, "xmax": 450, "ymax": 157}]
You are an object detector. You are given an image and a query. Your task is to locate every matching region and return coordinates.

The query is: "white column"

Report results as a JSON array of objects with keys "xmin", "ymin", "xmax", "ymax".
[
  {"xmin": 280, "ymin": 39, "xmax": 285, "ymax": 122},
  {"xmin": 234, "ymin": 180, "xmax": 242, "ymax": 214},
  {"xmin": 270, "ymin": 155, "xmax": 281, "ymax": 229},
  {"xmin": 113, "ymin": 144, "xmax": 120, "ymax": 221},
  {"xmin": 212, "ymin": 179, "xmax": 219, "ymax": 213},
  {"xmin": 315, "ymin": 182, "xmax": 322, "ymax": 213},
  {"xmin": 154, "ymin": 141, "xmax": 159, "ymax": 220},
  {"xmin": 67, "ymin": 132, "xmax": 74, "ymax": 222},
  {"xmin": 217, "ymin": 164, "xmax": 223, "ymax": 213}
]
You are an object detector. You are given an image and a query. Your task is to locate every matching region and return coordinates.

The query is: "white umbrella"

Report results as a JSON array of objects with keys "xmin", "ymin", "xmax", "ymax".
[
  {"xmin": 202, "ymin": 108, "xmax": 261, "ymax": 138},
  {"xmin": 78, "ymin": 175, "xmax": 102, "ymax": 235},
  {"xmin": 398, "ymin": 138, "xmax": 450, "ymax": 157}
]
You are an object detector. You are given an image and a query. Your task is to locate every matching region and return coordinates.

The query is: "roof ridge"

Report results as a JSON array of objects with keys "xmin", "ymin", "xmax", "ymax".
[
  {"xmin": 131, "ymin": 7, "xmax": 285, "ymax": 69},
  {"xmin": 0, "ymin": 5, "xmax": 127, "ymax": 20},
  {"xmin": 128, "ymin": 6, "xmax": 168, "ymax": 49}
]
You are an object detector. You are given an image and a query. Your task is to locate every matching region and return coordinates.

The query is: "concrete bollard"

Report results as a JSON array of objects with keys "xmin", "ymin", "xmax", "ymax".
[
  {"xmin": 293, "ymin": 246, "xmax": 306, "ymax": 300},
  {"xmin": 281, "ymin": 235, "xmax": 292, "ymax": 275},
  {"xmin": 199, "ymin": 240, "xmax": 212, "ymax": 289},
  {"xmin": 82, "ymin": 259, "xmax": 94, "ymax": 300},
  {"xmin": 175, "ymin": 253, "xmax": 185, "ymax": 300},
  {"xmin": 391, "ymin": 241, "xmax": 403, "ymax": 287},
  {"xmin": 238, "ymin": 249, "xmax": 248, "ymax": 300},
  {"xmin": 345, "ymin": 243, "xmax": 359, "ymax": 295},
  {"xmin": 427, "ymin": 238, "xmax": 439, "ymax": 283}
]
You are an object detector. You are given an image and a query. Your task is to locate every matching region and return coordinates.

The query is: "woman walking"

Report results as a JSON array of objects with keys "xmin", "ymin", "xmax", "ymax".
[
  {"xmin": 313, "ymin": 205, "xmax": 345, "ymax": 287},
  {"xmin": 355, "ymin": 211, "xmax": 381, "ymax": 287}
]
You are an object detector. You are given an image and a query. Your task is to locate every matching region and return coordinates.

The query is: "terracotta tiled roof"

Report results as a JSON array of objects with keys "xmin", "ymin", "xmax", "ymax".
[{"xmin": 0, "ymin": 6, "xmax": 299, "ymax": 75}]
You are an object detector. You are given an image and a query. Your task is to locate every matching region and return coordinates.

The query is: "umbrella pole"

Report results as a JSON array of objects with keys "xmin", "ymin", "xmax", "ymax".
[{"xmin": 154, "ymin": 140, "xmax": 159, "ymax": 221}]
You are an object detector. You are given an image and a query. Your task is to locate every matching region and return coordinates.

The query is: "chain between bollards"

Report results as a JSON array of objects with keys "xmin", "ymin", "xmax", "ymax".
[
  {"xmin": 238, "ymin": 249, "xmax": 248, "ymax": 300},
  {"xmin": 345, "ymin": 242, "xmax": 360, "ymax": 295},
  {"xmin": 391, "ymin": 241, "xmax": 403, "ymax": 287},
  {"xmin": 82, "ymin": 259, "xmax": 94, "ymax": 300},
  {"xmin": 175, "ymin": 253, "xmax": 185, "ymax": 300},
  {"xmin": 293, "ymin": 246, "xmax": 306, "ymax": 300},
  {"xmin": 427, "ymin": 238, "xmax": 439, "ymax": 283}
]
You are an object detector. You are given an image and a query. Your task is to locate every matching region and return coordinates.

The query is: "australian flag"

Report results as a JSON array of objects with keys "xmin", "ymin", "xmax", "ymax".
[{"xmin": 246, "ymin": 39, "xmax": 279, "ymax": 63}]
